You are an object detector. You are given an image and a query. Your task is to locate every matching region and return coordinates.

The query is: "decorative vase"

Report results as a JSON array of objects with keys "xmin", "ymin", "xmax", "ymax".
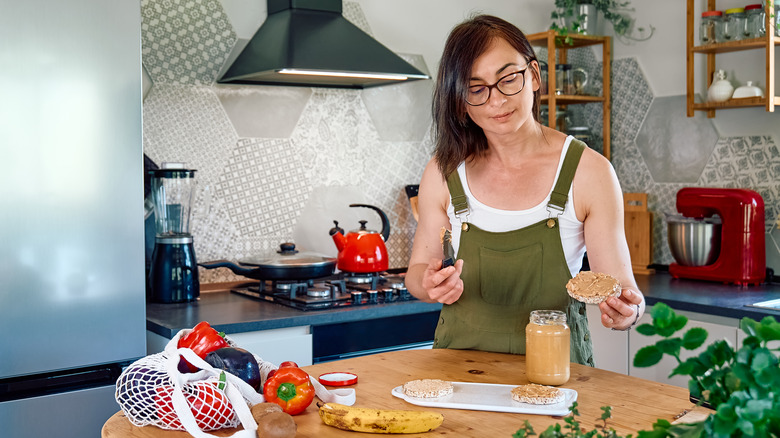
[{"xmin": 707, "ymin": 69, "xmax": 734, "ymax": 102}]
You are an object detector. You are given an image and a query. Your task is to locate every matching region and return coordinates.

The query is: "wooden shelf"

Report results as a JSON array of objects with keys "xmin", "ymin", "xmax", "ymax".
[
  {"xmin": 528, "ymin": 31, "xmax": 612, "ymax": 160},
  {"xmin": 692, "ymin": 96, "xmax": 780, "ymax": 110},
  {"xmin": 691, "ymin": 36, "xmax": 780, "ymax": 53},
  {"xmin": 686, "ymin": 0, "xmax": 777, "ymax": 116},
  {"xmin": 541, "ymin": 94, "xmax": 605, "ymax": 104}
]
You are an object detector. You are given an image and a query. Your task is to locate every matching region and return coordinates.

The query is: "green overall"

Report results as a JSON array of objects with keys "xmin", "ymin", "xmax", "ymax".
[{"xmin": 433, "ymin": 139, "xmax": 594, "ymax": 366}]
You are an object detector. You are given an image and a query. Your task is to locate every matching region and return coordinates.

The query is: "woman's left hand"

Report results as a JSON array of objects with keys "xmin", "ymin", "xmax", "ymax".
[{"xmin": 598, "ymin": 288, "xmax": 644, "ymax": 331}]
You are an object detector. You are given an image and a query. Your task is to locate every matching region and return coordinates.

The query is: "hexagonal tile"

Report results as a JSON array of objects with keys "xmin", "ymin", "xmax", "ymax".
[
  {"xmin": 142, "ymin": 83, "xmax": 238, "ymax": 186},
  {"xmin": 290, "ymin": 88, "xmax": 380, "ymax": 185},
  {"xmin": 343, "ymin": 0, "xmax": 373, "ymax": 35},
  {"xmin": 215, "ymin": 137, "xmax": 311, "ymax": 239},
  {"xmin": 636, "ymin": 95, "xmax": 718, "ymax": 183},
  {"xmin": 214, "ymin": 85, "xmax": 312, "ymax": 138},
  {"xmin": 361, "ymin": 53, "xmax": 434, "ymax": 142},
  {"xmin": 698, "ymin": 135, "xmax": 780, "ymax": 232},
  {"xmin": 141, "ymin": 0, "xmax": 236, "ymax": 85},
  {"xmin": 612, "ymin": 139, "xmax": 654, "ymax": 193},
  {"xmin": 611, "ymin": 58, "xmax": 653, "ymax": 145}
]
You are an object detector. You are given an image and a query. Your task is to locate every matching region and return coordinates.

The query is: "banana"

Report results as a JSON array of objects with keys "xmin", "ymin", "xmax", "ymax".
[{"xmin": 318, "ymin": 402, "xmax": 444, "ymax": 434}]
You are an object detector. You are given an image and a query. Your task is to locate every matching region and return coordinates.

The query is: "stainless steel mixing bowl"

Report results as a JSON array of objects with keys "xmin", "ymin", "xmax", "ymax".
[{"xmin": 666, "ymin": 214, "xmax": 722, "ymax": 266}]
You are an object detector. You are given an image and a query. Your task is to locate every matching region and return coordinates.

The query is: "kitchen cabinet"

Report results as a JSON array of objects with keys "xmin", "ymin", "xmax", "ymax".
[
  {"xmin": 587, "ymin": 304, "xmax": 629, "ymax": 374},
  {"xmin": 628, "ymin": 310, "xmax": 739, "ymax": 388},
  {"xmin": 527, "ymin": 30, "xmax": 612, "ymax": 160},
  {"xmin": 686, "ymin": 0, "xmax": 779, "ymax": 116}
]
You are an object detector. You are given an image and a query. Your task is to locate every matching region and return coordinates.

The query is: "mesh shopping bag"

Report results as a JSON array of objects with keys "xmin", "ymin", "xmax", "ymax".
[{"xmin": 116, "ymin": 340, "xmax": 263, "ymax": 438}]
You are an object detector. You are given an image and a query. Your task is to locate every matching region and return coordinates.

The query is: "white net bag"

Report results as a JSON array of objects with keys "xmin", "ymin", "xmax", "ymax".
[{"xmin": 115, "ymin": 331, "xmax": 264, "ymax": 438}]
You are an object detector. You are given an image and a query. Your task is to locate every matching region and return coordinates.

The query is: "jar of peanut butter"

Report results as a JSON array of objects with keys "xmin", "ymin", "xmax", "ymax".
[{"xmin": 525, "ymin": 310, "xmax": 570, "ymax": 386}]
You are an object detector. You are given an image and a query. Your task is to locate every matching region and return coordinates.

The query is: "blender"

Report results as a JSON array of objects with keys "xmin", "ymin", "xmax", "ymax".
[{"xmin": 148, "ymin": 162, "xmax": 199, "ymax": 303}]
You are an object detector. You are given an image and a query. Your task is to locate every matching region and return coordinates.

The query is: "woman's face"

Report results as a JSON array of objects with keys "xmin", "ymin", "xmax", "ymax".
[{"xmin": 465, "ymin": 38, "xmax": 538, "ymax": 137}]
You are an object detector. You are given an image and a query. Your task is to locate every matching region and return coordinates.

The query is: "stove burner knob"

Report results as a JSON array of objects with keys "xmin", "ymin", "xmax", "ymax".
[
  {"xmin": 381, "ymin": 288, "xmax": 394, "ymax": 302},
  {"xmin": 398, "ymin": 287, "xmax": 410, "ymax": 300},
  {"xmin": 367, "ymin": 289, "xmax": 378, "ymax": 304},
  {"xmin": 351, "ymin": 291, "xmax": 363, "ymax": 305}
]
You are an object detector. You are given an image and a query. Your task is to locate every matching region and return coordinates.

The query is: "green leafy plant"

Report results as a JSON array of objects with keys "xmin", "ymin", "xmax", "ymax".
[
  {"xmin": 513, "ymin": 303, "xmax": 780, "ymax": 437},
  {"xmin": 633, "ymin": 302, "xmax": 780, "ymax": 437},
  {"xmin": 550, "ymin": 0, "xmax": 654, "ymax": 44}
]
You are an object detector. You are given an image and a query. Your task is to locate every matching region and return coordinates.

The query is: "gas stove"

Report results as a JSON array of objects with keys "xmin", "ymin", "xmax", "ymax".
[{"xmin": 231, "ymin": 270, "xmax": 414, "ymax": 311}]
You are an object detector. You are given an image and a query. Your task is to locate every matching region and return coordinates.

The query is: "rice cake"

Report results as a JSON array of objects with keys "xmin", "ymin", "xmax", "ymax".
[
  {"xmin": 566, "ymin": 271, "xmax": 621, "ymax": 304},
  {"xmin": 402, "ymin": 379, "xmax": 453, "ymax": 398},
  {"xmin": 511, "ymin": 384, "xmax": 565, "ymax": 405}
]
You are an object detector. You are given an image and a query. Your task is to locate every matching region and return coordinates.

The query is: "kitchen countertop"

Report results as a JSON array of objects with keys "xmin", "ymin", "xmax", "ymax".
[
  {"xmin": 147, "ymin": 272, "xmax": 780, "ymax": 339},
  {"xmin": 636, "ymin": 270, "xmax": 780, "ymax": 320},
  {"xmin": 146, "ymin": 283, "xmax": 443, "ymax": 339},
  {"xmin": 102, "ymin": 348, "xmax": 710, "ymax": 437}
]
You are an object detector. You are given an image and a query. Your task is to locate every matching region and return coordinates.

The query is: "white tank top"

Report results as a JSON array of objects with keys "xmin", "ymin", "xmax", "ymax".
[{"xmin": 446, "ymin": 136, "xmax": 586, "ymax": 277}]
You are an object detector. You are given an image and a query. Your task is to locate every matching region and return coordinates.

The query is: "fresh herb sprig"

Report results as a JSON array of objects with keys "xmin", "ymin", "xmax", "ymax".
[{"xmin": 513, "ymin": 402, "xmax": 625, "ymax": 438}]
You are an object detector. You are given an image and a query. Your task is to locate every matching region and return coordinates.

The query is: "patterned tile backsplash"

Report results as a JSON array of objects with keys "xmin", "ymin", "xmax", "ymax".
[{"xmin": 142, "ymin": 1, "xmax": 779, "ymax": 284}]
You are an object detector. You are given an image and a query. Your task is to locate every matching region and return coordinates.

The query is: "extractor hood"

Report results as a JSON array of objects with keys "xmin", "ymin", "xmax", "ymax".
[{"xmin": 218, "ymin": 0, "xmax": 430, "ymax": 88}]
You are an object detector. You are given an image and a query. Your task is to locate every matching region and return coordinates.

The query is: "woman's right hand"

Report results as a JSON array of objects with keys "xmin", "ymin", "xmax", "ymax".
[{"xmin": 421, "ymin": 258, "xmax": 464, "ymax": 304}]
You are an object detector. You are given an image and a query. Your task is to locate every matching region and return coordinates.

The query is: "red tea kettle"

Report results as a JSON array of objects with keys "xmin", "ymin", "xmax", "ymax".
[{"xmin": 329, "ymin": 204, "xmax": 390, "ymax": 273}]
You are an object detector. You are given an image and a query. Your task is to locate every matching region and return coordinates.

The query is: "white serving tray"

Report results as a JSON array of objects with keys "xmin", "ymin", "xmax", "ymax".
[{"xmin": 391, "ymin": 382, "xmax": 577, "ymax": 416}]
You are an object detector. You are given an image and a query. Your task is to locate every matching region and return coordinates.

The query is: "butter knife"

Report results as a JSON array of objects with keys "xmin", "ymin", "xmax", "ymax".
[{"xmin": 441, "ymin": 228, "xmax": 455, "ymax": 268}]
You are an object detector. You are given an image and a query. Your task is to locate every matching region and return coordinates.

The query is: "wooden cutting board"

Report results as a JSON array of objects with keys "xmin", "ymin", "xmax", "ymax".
[{"xmin": 624, "ymin": 193, "xmax": 655, "ymax": 275}]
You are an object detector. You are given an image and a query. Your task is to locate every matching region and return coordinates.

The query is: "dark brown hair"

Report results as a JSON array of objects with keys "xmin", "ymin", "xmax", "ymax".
[{"xmin": 432, "ymin": 15, "xmax": 541, "ymax": 178}]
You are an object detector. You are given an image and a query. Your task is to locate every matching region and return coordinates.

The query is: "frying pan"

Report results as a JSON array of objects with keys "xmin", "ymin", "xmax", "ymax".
[{"xmin": 199, "ymin": 242, "xmax": 336, "ymax": 281}]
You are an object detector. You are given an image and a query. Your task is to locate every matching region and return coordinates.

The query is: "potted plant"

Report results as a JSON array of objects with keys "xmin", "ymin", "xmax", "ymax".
[
  {"xmin": 550, "ymin": 0, "xmax": 655, "ymax": 43},
  {"xmin": 513, "ymin": 303, "xmax": 780, "ymax": 437}
]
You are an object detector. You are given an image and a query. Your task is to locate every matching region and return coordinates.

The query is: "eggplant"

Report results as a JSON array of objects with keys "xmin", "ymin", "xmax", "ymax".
[{"xmin": 205, "ymin": 347, "xmax": 261, "ymax": 391}]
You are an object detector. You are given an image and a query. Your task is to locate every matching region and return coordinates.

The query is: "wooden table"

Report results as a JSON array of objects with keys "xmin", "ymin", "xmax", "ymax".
[{"xmin": 103, "ymin": 348, "xmax": 707, "ymax": 437}]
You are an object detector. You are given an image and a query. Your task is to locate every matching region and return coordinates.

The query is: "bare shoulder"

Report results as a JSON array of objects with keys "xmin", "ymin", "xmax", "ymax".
[
  {"xmin": 575, "ymin": 146, "xmax": 618, "ymax": 189},
  {"xmin": 419, "ymin": 158, "xmax": 450, "ymax": 209},
  {"xmin": 573, "ymin": 145, "xmax": 622, "ymax": 219}
]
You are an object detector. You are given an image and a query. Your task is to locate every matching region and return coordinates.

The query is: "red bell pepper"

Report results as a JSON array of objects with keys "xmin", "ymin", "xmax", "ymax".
[
  {"xmin": 154, "ymin": 374, "xmax": 234, "ymax": 431},
  {"xmin": 263, "ymin": 365, "xmax": 315, "ymax": 415},
  {"xmin": 178, "ymin": 321, "xmax": 229, "ymax": 372}
]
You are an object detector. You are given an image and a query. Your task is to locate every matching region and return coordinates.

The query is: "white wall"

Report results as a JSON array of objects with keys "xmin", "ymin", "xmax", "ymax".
[{"xmin": 355, "ymin": 0, "xmax": 780, "ymax": 139}]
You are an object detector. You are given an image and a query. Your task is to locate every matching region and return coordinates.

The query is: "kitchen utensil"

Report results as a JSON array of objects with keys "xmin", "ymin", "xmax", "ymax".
[
  {"xmin": 668, "ymin": 187, "xmax": 765, "ymax": 286},
  {"xmin": 441, "ymin": 228, "xmax": 455, "ymax": 268},
  {"xmin": 391, "ymin": 382, "xmax": 577, "ymax": 416},
  {"xmin": 330, "ymin": 204, "xmax": 391, "ymax": 273},
  {"xmin": 623, "ymin": 193, "xmax": 655, "ymax": 275},
  {"xmin": 199, "ymin": 242, "xmax": 336, "ymax": 281},
  {"xmin": 707, "ymin": 70, "xmax": 734, "ymax": 102},
  {"xmin": 148, "ymin": 162, "xmax": 199, "ymax": 303},
  {"xmin": 405, "ymin": 184, "xmax": 419, "ymax": 222},
  {"xmin": 732, "ymin": 81, "xmax": 764, "ymax": 98},
  {"xmin": 666, "ymin": 214, "xmax": 722, "ymax": 266}
]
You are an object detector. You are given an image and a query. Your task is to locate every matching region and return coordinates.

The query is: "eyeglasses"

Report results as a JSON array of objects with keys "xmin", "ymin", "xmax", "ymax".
[{"xmin": 466, "ymin": 68, "xmax": 528, "ymax": 106}]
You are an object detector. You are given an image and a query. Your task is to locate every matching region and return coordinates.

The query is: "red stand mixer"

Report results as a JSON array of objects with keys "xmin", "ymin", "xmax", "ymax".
[{"xmin": 668, "ymin": 187, "xmax": 765, "ymax": 286}]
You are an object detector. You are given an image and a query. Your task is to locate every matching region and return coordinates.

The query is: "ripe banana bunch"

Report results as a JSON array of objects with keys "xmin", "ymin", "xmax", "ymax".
[{"xmin": 318, "ymin": 402, "xmax": 444, "ymax": 434}]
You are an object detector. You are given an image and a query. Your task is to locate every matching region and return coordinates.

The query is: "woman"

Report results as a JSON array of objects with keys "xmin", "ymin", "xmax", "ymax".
[{"xmin": 406, "ymin": 15, "xmax": 645, "ymax": 365}]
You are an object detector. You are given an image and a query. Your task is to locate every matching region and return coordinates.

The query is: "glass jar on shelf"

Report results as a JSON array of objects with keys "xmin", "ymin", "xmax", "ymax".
[
  {"xmin": 700, "ymin": 10, "xmax": 723, "ymax": 44},
  {"xmin": 723, "ymin": 8, "xmax": 746, "ymax": 41},
  {"xmin": 744, "ymin": 4, "xmax": 765, "ymax": 38}
]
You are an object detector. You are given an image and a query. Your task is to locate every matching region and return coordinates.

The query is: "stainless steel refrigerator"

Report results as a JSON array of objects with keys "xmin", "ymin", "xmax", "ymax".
[{"xmin": 0, "ymin": 0, "xmax": 145, "ymax": 436}]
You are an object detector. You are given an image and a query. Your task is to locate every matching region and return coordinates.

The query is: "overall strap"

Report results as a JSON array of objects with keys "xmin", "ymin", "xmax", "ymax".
[
  {"xmin": 548, "ymin": 139, "xmax": 586, "ymax": 214},
  {"xmin": 446, "ymin": 169, "xmax": 469, "ymax": 216}
]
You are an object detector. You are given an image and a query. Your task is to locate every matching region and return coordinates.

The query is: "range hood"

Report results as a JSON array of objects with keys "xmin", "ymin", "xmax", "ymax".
[{"xmin": 219, "ymin": 0, "xmax": 430, "ymax": 88}]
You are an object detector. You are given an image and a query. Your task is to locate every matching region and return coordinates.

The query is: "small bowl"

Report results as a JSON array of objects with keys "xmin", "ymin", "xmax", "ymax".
[{"xmin": 666, "ymin": 214, "xmax": 722, "ymax": 266}]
